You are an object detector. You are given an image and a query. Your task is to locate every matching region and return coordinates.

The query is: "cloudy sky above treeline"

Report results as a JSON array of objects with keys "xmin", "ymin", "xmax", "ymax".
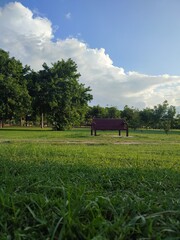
[{"xmin": 0, "ymin": 1, "xmax": 180, "ymax": 112}]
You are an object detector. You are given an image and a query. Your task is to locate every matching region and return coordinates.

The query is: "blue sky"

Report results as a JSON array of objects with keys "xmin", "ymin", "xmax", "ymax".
[
  {"xmin": 0, "ymin": 0, "xmax": 180, "ymax": 110},
  {"xmin": 2, "ymin": 0, "xmax": 179, "ymax": 75}
]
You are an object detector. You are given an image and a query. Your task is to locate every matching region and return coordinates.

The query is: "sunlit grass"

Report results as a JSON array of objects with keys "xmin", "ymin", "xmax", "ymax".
[{"xmin": 0, "ymin": 128, "xmax": 180, "ymax": 239}]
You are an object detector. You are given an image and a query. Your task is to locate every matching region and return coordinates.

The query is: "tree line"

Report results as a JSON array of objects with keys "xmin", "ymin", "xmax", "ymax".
[
  {"xmin": 86, "ymin": 103, "xmax": 180, "ymax": 132},
  {"xmin": 0, "ymin": 48, "xmax": 179, "ymax": 131},
  {"xmin": 0, "ymin": 49, "xmax": 92, "ymax": 130}
]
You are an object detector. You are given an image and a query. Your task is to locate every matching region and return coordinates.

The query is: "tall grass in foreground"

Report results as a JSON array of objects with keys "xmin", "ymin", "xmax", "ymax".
[{"xmin": 0, "ymin": 128, "xmax": 180, "ymax": 239}]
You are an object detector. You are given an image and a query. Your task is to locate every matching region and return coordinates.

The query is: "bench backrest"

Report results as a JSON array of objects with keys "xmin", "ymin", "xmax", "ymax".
[{"xmin": 91, "ymin": 118, "xmax": 128, "ymax": 130}]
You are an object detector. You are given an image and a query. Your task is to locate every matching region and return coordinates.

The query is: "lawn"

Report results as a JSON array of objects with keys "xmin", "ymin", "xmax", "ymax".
[{"xmin": 0, "ymin": 127, "xmax": 180, "ymax": 239}]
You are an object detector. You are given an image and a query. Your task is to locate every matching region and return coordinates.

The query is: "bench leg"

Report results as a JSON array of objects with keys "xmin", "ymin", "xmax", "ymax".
[
  {"xmin": 119, "ymin": 130, "xmax": 121, "ymax": 136},
  {"xmin": 95, "ymin": 130, "xmax": 97, "ymax": 136},
  {"xmin": 91, "ymin": 129, "xmax": 93, "ymax": 136},
  {"xmin": 126, "ymin": 129, "xmax": 128, "ymax": 137}
]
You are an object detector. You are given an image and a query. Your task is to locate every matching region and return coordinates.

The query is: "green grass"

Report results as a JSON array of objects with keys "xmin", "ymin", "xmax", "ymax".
[{"xmin": 0, "ymin": 127, "xmax": 180, "ymax": 239}]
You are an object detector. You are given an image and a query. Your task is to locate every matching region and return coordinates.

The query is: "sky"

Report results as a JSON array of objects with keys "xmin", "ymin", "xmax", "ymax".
[{"xmin": 0, "ymin": 0, "xmax": 180, "ymax": 112}]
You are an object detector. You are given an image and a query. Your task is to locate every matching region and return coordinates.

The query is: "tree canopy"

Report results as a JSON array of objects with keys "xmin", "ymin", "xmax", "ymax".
[
  {"xmin": 0, "ymin": 49, "xmax": 93, "ymax": 129},
  {"xmin": 33, "ymin": 59, "xmax": 93, "ymax": 130},
  {"xmin": 0, "ymin": 49, "xmax": 31, "ymax": 127}
]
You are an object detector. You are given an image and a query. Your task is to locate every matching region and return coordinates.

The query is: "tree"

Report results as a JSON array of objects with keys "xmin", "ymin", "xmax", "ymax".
[
  {"xmin": 27, "ymin": 66, "xmax": 52, "ymax": 128},
  {"xmin": 86, "ymin": 105, "xmax": 106, "ymax": 120},
  {"xmin": 121, "ymin": 105, "xmax": 140, "ymax": 130},
  {"xmin": 104, "ymin": 106, "xmax": 121, "ymax": 118},
  {"xmin": 167, "ymin": 105, "xmax": 176, "ymax": 128},
  {"xmin": 139, "ymin": 108, "xmax": 154, "ymax": 128},
  {"xmin": 50, "ymin": 59, "xmax": 92, "ymax": 130},
  {"xmin": 0, "ymin": 49, "xmax": 31, "ymax": 127},
  {"xmin": 174, "ymin": 114, "xmax": 180, "ymax": 129},
  {"xmin": 152, "ymin": 100, "xmax": 168, "ymax": 128},
  {"xmin": 152, "ymin": 100, "xmax": 176, "ymax": 132},
  {"xmin": 28, "ymin": 59, "xmax": 93, "ymax": 130}
]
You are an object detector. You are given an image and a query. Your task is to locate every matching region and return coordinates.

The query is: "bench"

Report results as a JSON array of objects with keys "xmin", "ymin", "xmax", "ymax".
[{"xmin": 91, "ymin": 118, "xmax": 128, "ymax": 136}]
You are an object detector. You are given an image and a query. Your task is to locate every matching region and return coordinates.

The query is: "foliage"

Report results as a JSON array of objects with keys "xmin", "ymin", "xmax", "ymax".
[
  {"xmin": 47, "ymin": 59, "xmax": 92, "ymax": 130},
  {"xmin": 174, "ymin": 114, "xmax": 180, "ymax": 129},
  {"xmin": 0, "ymin": 49, "xmax": 31, "ymax": 125},
  {"xmin": 27, "ymin": 59, "xmax": 93, "ymax": 130},
  {"xmin": 86, "ymin": 105, "xmax": 121, "ymax": 124},
  {"xmin": 152, "ymin": 100, "xmax": 176, "ymax": 129},
  {"xmin": 139, "ymin": 107, "xmax": 154, "ymax": 128},
  {"xmin": 104, "ymin": 106, "xmax": 121, "ymax": 118},
  {"xmin": 87, "ymin": 102, "xmax": 178, "ymax": 132},
  {"xmin": 121, "ymin": 105, "xmax": 140, "ymax": 130},
  {"xmin": 0, "ymin": 48, "xmax": 92, "ymax": 129},
  {"xmin": 0, "ymin": 48, "xmax": 178, "ymax": 131}
]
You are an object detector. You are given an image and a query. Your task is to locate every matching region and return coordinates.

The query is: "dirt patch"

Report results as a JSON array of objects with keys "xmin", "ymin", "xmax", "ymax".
[{"xmin": 114, "ymin": 141, "xmax": 141, "ymax": 145}]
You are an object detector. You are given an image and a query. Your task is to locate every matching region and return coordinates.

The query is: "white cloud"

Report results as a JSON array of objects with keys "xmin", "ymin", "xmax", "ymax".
[
  {"xmin": 0, "ymin": 2, "xmax": 180, "ymax": 112},
  {"xmin": 65, "ymin": 12, "xmax": 71, "ymax": 19}
]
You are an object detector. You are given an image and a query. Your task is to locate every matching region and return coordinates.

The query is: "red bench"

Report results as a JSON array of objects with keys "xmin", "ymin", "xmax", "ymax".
[{"xmin": 91, "ymin": 118, "xmax": 128, "ymax": 136}]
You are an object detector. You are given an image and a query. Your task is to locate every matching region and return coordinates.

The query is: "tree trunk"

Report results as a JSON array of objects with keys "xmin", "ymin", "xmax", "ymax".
[
  {"xmin": 20, "ymin": 117, "xmax": 24, "ymax": 126},
  {"xmin": 41, "ymin": 113, "xmax": 44, "ymax": 128}
]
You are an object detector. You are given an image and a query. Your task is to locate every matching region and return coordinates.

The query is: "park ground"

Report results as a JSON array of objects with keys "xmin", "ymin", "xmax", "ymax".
[{"xmin": 0, "ymin": 127, "xmax": 180, "ymax": 239}]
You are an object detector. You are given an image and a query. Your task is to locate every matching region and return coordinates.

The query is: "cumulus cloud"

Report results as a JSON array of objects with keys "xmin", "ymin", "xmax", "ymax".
[{"xmin": 0, "ymin": 2, "xmax": 180, "ymax": 111}]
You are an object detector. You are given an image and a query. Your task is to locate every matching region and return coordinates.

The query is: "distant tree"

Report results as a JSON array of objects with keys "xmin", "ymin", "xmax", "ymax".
[
  {"xmin": 85, "ymin": 105, "xmax": 121, "ymax": 125},
  {"xmin": 121, "ymin": 105, "xmax": 140, "ymax": 130},
  {"xmin": 152, "ymin": 100, "xmax": 176, "ymax": 132},
  {"xmin": 139, "ymin": 108, "xmax": 154, "ymax": 128},
  {"xmin": 167, "ymin": 105, "xmax": 176, "ymax": 127},
  {"xmin": 87, "ymin": 105, "xmax": 106, "ymax": 119},
  {"xmin": 104, "ymin": 106, "xmax": 121, "ymax": 118},
  {"xmin": 173, "ymin": 114, "xmax": 180, "ymax": 129},
  {"xmin": 0, "ymin": 49, "xmax": 31, "ymax": 127},
  {"xmin": 162, "ymin": 120, "xmax": 171, "ymax": 134},
  {"xmin": 152, "ymin": 100, "xmax": 168, "ymax": 128},
  {"xmin": 121, "ymin": 105, "xmax": 134, "ymax": 121}
]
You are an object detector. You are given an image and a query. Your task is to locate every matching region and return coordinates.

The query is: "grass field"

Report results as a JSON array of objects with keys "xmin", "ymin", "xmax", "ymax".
[{"xmin": 0, "ymin": 127, "xmax": 180, "ymax": 239}]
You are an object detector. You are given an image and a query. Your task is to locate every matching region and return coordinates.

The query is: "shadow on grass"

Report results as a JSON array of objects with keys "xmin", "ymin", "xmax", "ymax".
[
  {"xmin": 1, "ymin": 157, "xmax": 180, "ymax": 239},
  {"xmin": 0, "ymin": 127, "xmax": 53, "ymax": 132},
  {"xmin": 131, "ymin": 128, "xmax": 180, "ymax": 135}
]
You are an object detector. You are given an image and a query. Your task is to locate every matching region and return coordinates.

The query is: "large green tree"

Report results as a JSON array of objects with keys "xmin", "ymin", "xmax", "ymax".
[
  {"xmin": 49, "ymin": 59, "xmax": 92, "ymax": 130},
  {"xmin": 0, "ymin": 49, "xmax": 31, "ymax": 127},
  {"xmin": 28, "ymin": 59, "xmax": 93, "ymax": 130},
  {"xmin": 27, "ymin": 67, "xmax": 51, "ymax": 128}
]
